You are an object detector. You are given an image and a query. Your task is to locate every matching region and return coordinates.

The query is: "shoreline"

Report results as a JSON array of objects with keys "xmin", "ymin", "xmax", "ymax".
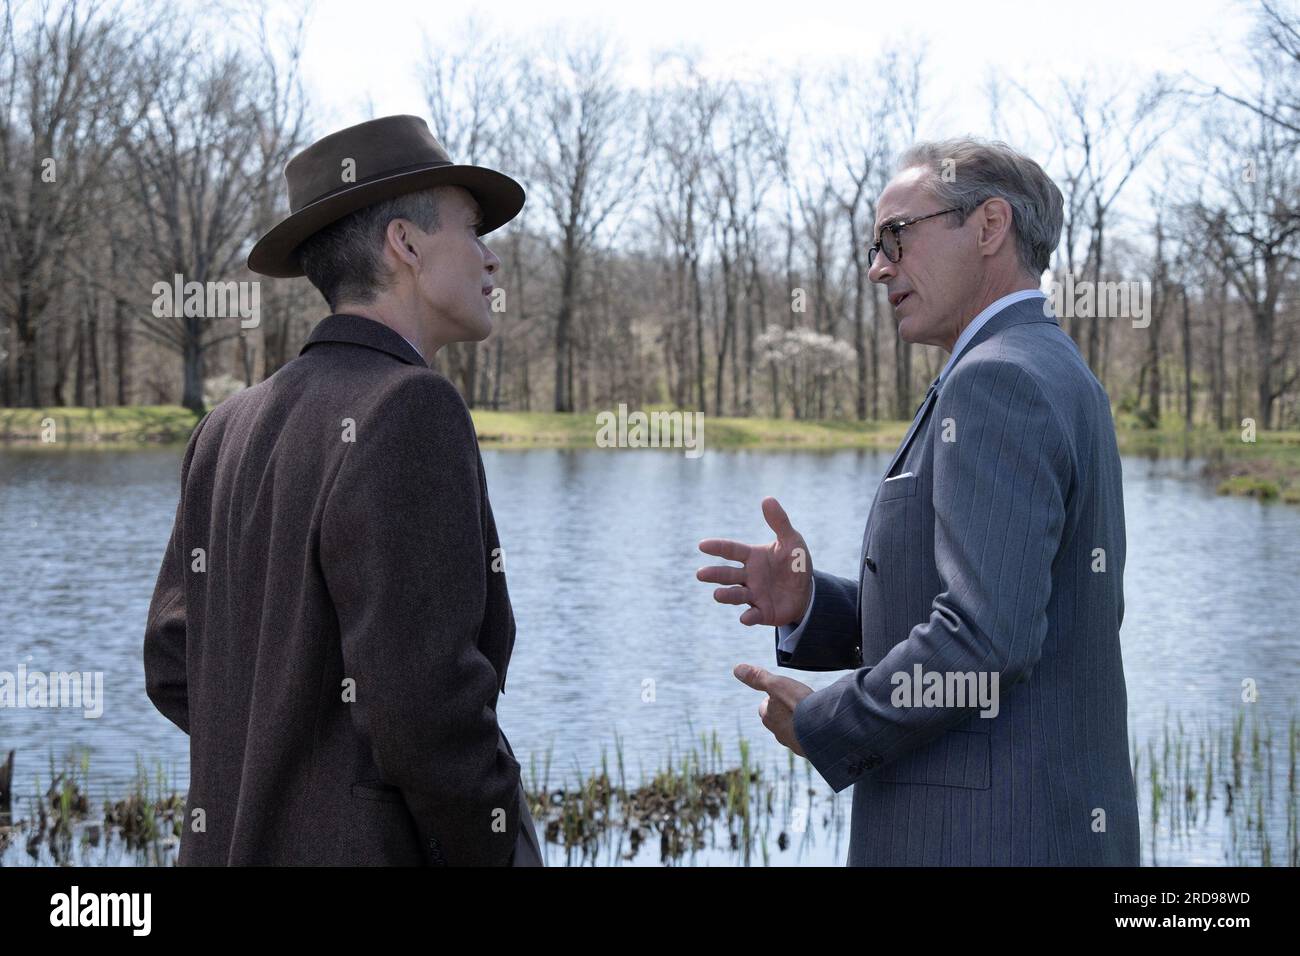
[
  {"xmin": 2, "ymin": 405, "xmax": 1298, "ymax": 504},
  {"xmin": 3, "ymin": 710, "xmax": 1294, "ymax": 866},
  {"xmin": 0, "ymin": 405, "xmax": 911, "ymax": 450}
]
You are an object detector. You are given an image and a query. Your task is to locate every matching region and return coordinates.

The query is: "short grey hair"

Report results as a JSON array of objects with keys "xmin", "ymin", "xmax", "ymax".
[
  {"xmin": 296, "ymin": 187, "xmax": 443, "ymax": 310},
  {"xmin": 895, "ymin": 139, "xmax": 1064, "ymax": 276}
]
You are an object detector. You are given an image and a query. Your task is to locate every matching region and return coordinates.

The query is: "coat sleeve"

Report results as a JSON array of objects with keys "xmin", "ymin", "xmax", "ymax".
[
  {"xmin": 793, "ymin": 357, "xmax": 1072, "ymax": 792},
  {"xmin": 773, "ymin": 569, "xmax": 865, "ymax": 672},
  {"xmin": 143, "ymin": 412, "xmax": 210, "ymax": 735},
  {"xmin": 320, "ymin": 373, "xmax": 520, "ymax": 867}
]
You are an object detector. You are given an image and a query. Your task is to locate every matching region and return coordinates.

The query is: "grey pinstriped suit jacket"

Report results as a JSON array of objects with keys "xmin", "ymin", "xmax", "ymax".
[{"xmin": 779, "ymin": 297, "xmax": 1140, "ymax": 866}]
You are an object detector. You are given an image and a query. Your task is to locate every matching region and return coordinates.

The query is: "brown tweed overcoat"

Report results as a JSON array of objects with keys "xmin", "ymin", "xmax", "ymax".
[{"xmin": 144, "ymin": 313, "xmax": 522, "ymax": 866}]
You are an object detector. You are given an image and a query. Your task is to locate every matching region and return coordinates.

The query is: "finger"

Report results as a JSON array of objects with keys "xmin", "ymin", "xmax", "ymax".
[
  {"xmin": 765, "ymin": 675, "xmax": 804, "ymax": 709},
  {"xmin": 712, "ymin": 586, "xmax": 753, "ymax": 606},
  {"xmin": 761, "ymin": 497, "xmax": 796, "ymax": 543},
  {"xmin": 733, "ymin": 662, "xmax": 773, "ymax": 692},
  {"xmin": 759, "ymin": 695, "xmax": 770, "ymax": 722},
  {"xmin": 696, "ymin": 565, "xmax": 746, "ymax": 586},
  {"xmin": 698, "ymin": 538, "xmax": 750, "ymax": 563},
  {"xmin": 738, "ymin": 605, "xmax": 766, "ymax": 626}
]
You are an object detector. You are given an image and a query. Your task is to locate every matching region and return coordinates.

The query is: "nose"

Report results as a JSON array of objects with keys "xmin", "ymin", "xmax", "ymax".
[
  {"xmin": 868, "ymin": 249, "xmax": 894, "ymax": 285},
  {"xmin": 481, "ymin": 240, "xmax": 500, "ymax": 274}
]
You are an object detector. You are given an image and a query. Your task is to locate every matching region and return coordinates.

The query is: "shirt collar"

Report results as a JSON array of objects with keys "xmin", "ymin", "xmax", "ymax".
[
  {"xmin": 399, "ymin": 333, "xmax": 425, "ymax": 361},
  {"xmin": 936, "ymin": 288, "xmax": 1047, "ymax": 388}
]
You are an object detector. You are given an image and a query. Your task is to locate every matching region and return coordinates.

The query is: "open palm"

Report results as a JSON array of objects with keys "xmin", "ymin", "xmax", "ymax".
[{"xmin": 697, "ymin": 496, "xmax": 813, "ymax": 627}]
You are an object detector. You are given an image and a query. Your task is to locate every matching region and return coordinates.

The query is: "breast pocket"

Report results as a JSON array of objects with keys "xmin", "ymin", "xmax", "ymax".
[{"xmin": 878, "ymin": 471, "xmax": 918, "ymax": 501}]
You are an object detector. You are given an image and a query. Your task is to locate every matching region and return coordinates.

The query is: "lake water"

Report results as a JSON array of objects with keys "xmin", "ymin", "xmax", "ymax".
[{"xmin": 1, "ymin": 445, "xmax": 1297, "ymax": 866}]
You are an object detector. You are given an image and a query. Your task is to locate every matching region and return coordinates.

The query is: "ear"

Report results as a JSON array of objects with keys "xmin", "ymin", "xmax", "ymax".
[
  {"xmin": 976, "ymin": 197, "xmax": 1014, "ymax": 259},
  {"xmin": 385, "ymin": 219, "xmax": 420, "ymax": 269}
]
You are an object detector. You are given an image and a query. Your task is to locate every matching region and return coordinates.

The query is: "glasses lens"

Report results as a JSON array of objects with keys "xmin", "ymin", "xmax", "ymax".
[{"xmin": 882, "ymin": 229, "xmax": 900, "ymax": 262}]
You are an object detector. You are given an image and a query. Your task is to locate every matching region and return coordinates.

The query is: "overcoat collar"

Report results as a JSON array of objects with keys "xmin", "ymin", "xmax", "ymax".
[{"xmin": 299, "ymin": 313, "xmax": 427, "ymax": 368}]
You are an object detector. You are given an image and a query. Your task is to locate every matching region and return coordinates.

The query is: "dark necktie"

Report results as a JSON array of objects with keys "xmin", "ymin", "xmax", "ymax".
[{"xmin": 914, "ymin": 375, "xmax": 940, "ymax": 419}]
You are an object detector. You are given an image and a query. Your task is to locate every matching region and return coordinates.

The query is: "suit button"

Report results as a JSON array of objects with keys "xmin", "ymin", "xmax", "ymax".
[
  {"xmin": 864, "ymin": 557, "xmax": 877, "ymax": 574},
  {"xmin": 847, "ymin": 759, "xmax": 864, "ymax": 776},
  {"xmin": 863, "ymin": 753, "xmax": 883, "ymax": 770}
]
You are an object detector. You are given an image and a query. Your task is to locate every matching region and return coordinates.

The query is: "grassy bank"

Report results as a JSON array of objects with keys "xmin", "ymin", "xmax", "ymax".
[
  {"xmin": 0, "ymin": 404, "xmax": 910, "ymax": 450},
  {"xmin": 0, "ymin": 406, "xmax": 199, "ymax": 446},
  {"xmin": 1113, "ymin": 413, "xmax": 1300, "ymax": 504},
  {"xmin": 3, "ymin": 405, "xmax": 1299, "ymax": 504},
  {"xmin": 472, "ymin": 408, "xmax": 910, "ymax": 449}
]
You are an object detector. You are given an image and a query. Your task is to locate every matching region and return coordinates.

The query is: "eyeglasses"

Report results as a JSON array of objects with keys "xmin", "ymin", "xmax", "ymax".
[{"xmin": 868, "ymin": 207, "xmax": 962, "ymax": 266}]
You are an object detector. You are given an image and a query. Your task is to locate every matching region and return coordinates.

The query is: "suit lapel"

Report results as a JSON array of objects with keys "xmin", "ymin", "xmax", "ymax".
[
  {"xmin": 883, "ymin": 378, "xmax": 939, "ymax": 480},
  {"xmin": 855, "ymin": 296, "xmax": 1060, "ymax": 588}
]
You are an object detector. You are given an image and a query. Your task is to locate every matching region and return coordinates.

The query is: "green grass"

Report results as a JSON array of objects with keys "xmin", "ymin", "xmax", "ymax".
[
  {"xmin": 1112, "ymin": 412, "xmax": 1300, "ymax": 504},
  {"xmin": 472, "ymin": 408, "xmax": 910, "ymax": 449},
  {"xmin": 0, "ymin": 403, "xmax": 912, "ymax": 450},
  {"xmin": 0, "ymin": 406, "xmax": 199, "ymax": 446},
  {"xmin": 3, "ymin": 404, "xmax": 1299, "ymax": 504}
]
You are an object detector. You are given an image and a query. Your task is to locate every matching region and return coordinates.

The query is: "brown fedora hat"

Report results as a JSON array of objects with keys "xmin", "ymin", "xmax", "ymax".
[{"xmin": 247, "ymin": 114, "xmax": 525, "ymax": 278}]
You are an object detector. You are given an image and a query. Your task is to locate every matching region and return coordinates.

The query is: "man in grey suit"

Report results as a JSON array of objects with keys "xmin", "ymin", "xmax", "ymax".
[{"xmin": 698, "ymin": 138, "xmax": 1139, "ymax": 865}]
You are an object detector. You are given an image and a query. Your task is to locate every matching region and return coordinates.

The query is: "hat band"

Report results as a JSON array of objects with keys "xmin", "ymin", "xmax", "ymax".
[{"xmin": 291, "ymin": 159, "xmax": 455, "ymax": 213}]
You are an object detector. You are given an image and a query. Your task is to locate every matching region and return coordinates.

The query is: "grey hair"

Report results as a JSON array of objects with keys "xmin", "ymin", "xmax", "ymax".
[
  {"xmin": 895, "ymin": 138, "xmax": 1064, "ymax": 276},
  {"xmin": 296, "ymin": 187, "xmax": 443, "ymax": 310}
]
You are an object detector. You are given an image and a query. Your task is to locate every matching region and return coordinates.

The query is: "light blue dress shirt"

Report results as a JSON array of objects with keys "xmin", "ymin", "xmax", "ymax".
[{"xmin": 775, "ymin": 287, "xmax": 1047, "ymax": 654}]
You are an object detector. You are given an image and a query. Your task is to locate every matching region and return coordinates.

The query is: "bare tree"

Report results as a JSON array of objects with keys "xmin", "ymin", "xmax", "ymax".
[
  {"xmin": 521, "ymin": 35, "xmax": 640, "ymax": 412},
  {"xmin": 646, "ymin": 52, "xmax": 725, "ymax": 412},
  {"xmin": 118, "ymin": 15, "xmax": 306, "ymax": 413},
  {"xmin": 1192, "ymin": 101, "xmax": 1300, "ymax": 429},
  {"xmin": 0, "ymin": 0, "xmax": 152, "ymax": 406},
  {"xmin": 1016, "ymin": 76, "xmax": 1176, "ymax": 378}
]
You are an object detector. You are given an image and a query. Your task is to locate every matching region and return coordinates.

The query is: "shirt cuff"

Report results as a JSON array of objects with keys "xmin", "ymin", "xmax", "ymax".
[{"xmin": 776, "ymin": 576, "xmax": 817, "ymax": 654}]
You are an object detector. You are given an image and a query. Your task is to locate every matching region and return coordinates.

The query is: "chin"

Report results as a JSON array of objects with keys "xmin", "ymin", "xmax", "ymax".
[
  {"xmin": 896, "ymin": 314, "xmax": 922, "ymax": 343},
  {"xmin": 450, "ymin": 308, "xmax": 492, "ymax": 344},
  {"xmin": 898, "ymin": 312, "xmax": 941, "ymax": 347}
]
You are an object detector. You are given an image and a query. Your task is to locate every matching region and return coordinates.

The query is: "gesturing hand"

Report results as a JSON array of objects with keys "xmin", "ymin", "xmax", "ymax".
[
  {"xmin": 734, "ymin": 663, "xmax": 812, "ymax": 756},
  {"xmin": 697, "ymin": 496, "xmax": 813, "ymax": 627}
]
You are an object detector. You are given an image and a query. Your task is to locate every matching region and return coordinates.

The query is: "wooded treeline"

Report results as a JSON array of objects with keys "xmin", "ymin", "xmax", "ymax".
[{"xmin": 2, "ymin": 0, "xmax": 1298, "ymax": 428}]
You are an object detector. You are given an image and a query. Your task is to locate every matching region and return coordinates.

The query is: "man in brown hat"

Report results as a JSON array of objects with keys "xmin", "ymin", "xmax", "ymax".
[{"xmin": 143, "ymin": 115, "xmax": 541, "ymax": 866}]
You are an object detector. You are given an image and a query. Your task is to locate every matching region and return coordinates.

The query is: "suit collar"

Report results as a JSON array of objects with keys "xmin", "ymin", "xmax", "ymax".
[
  {"xmin": 299, "ymin": 313, "xmax": 428, "ymax": 367},
  {"xmin": 937, "ymin": 294, "xmax": 1058, "ymax": 388}
]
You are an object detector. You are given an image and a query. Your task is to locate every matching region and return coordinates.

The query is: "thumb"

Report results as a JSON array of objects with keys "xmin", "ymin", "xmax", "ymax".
[
  {"xmin": 733, "ymin": 663, "xmax": 773, "ymax": 692},
  {"xmin": 761, "ymin": 496, "xmax": 796, "ymax": 542}
]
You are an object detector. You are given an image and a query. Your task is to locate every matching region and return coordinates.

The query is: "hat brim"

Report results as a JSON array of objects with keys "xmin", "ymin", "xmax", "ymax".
[{"xmin": 247, "ymin": 163, "xmax": 525, "ymax": 278}]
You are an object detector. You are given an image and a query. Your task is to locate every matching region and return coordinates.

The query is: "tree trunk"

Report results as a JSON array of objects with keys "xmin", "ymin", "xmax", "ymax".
[
  {"xmin": 182, "ymin": 339, "xmax": 206, "ymax": 414},
  {"xmin": 1181, "ymin": 285, "xmax": 1194, "ymax": 431}
]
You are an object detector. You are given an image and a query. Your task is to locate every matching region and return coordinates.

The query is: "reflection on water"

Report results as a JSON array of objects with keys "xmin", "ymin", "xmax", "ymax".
[{"xmin": 1, "ymin": 446, "xmax": 1297, "ymax": 865}]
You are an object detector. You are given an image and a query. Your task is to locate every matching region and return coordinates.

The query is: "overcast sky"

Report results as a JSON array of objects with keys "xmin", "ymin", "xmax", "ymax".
[{"xmin": 295, "ymin": 0, "xmax": 1259, "ymax": 133}]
